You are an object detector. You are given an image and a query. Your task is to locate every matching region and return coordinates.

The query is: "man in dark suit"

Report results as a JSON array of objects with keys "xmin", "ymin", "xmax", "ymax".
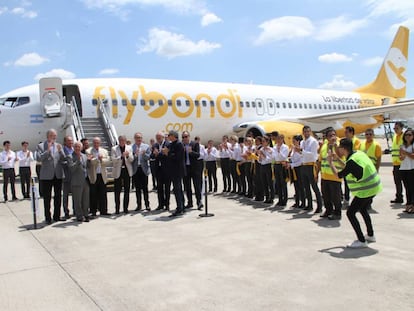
[
  {"xmin": 181, "ymin": 131, "xmax": 203, "ymax": 210},
  {"xmin": 36, "ymin": 129, "xmax": 66, "ymax": 224},
  {"xmin": 164, "ymin": 130, "xmax": 185, "ymax": 217},
  {"xmin": 61, "ymin": 135, "xmax": 74, "ymax": 219},
  {"xmin": 151, "ymin": 131, "xmax": 171, "ymax": 211}
]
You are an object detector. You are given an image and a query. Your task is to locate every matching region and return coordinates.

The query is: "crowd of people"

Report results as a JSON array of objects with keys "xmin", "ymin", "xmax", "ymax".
[{"xmin": 1, "ymin": 123, "xmax": 413, "ymax": 248}]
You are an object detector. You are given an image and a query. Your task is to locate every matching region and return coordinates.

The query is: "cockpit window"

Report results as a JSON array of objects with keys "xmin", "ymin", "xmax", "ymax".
[{"xmin": 0, "ymin": 96, "xmax": 30, "ymax": 108}]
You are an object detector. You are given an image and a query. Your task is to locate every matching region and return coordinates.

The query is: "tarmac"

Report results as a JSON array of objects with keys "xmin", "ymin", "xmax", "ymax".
[{"xmin": 0, "ymin": 152, "xmax": 413, "ymax": 311}]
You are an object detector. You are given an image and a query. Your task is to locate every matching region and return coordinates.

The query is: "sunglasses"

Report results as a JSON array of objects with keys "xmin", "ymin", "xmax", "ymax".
[{"xmin": 182, "ymin": 135, "xmax": 188, "ymax": 138}]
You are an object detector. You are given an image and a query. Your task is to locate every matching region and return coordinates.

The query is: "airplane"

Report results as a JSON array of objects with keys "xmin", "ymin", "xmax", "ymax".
[{"xmin": 0, "ymin": 26, "xmax": 412, "ymax": 150}]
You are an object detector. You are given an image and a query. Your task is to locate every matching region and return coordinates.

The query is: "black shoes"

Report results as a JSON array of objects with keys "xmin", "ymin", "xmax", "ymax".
[
  {"xmin": 320, "ymin": 212, "xmax": 330, "ymax": 218},
  {"xmin": 169, "ymin": 211, "xmax": 183, "ymax": 217},
  {"xmin": 197, "ymin": 204, "xmax": 204, "ymax": 210},
  {"xmin": 135, "ymin": 206, "xmax": 142, "ymax": 211},
  {"xmin": 390, "ymin": 199, "xmax": 403, "ymax": 203},
  {"xmin": 328, "ymin": 214, "xmax": 341, "ymax": 220}
]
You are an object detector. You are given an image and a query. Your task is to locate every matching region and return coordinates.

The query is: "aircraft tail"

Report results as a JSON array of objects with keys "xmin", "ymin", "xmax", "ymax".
[{"xmin": 354, "ymin": 26, "xmax": 409, "ymax": 99}]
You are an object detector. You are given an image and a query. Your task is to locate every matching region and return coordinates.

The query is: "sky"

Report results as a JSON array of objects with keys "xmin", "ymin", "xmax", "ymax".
[{"xmin": 1, "ymin": 0, "xmax": 414, "ymax": 98}]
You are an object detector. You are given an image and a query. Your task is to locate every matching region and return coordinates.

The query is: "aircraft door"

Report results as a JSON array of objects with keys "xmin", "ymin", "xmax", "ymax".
[
  {"xmin": 39, "ymin": 77, "xmax": 63, "ymax": 117},
  {"xmin": 63, "ymin": 84, "xmax": 82, "ymax": 117},
  {"xmin": 255, "ymin": 98, "xmax": 265, "ymax": 116}
]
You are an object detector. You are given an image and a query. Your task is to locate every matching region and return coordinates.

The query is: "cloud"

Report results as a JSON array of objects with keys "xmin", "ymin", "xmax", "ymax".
[
  {"xmin": 14, "ymin": 53, "xmax": 49, "ymax": 66},
  {"xmin": 318, "ymin": 53, "xmax": 353, "ymax": 63},
  {"xmin": 201, "ymin": 13, "xmax": 222, "ymax": 27},
  {"xmin": 137, "ymin": 28, "xmax": 221, "ymax": 59},
  {"xmin": 81, "ymin": 0, "xmax": 208, "ymax": 19},
  {"xmin": 315, "ymin": 16, "xmax": 368, "ymax": 41},
  {"xmin": 99, "ymin": 68, "xmax": 120, "ymax": 75},
  {"xmin": 362, "ymin": 56, "xmax": 383, "ymax": 66},
  {"xmin": 0, "ymin": 7, "xmax": 7, "ymax": 15},
  {"xmin": 34, "ymin": 69, "xmax": 76, "ymax": 81},
  {"xmin": 318, "ymin": 75, "xmax": 357, "ymax": 90},
  {"xmin": 254, "ymin": 16, "xmax": 314, "ymax": 45},
  {"xmin": 11, "ymin": 7, "xmax": 37, "ymax": 18}
]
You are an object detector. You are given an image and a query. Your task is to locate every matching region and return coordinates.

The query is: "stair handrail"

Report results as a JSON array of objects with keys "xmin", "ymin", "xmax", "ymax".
[
  {"xmin": 97, "ymin": 98, "xmax": 118, "ymax": 147},
  {"xmin": 70, "ymin": 96, "xmax": 85, "ymax": 141}
]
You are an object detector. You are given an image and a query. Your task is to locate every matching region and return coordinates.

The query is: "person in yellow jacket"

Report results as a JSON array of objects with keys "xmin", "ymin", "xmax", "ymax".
[
  {"xmin": 391, "ymin": 121, "xmax": 404, "ymax": 203},
  {"xmin": 329, "ymin": 138, "xmax": 382, "ymax": 248},
  {"xmin": 343, "ymin": 126, "xmax": 361, "ymax": 205},
  {"xmin": 360, "ymin": 128, "xmax": 382, "ymax": 172},
  {"xmin": 318, "ymin": 128, "xmax": 343, "ymax": 220}
]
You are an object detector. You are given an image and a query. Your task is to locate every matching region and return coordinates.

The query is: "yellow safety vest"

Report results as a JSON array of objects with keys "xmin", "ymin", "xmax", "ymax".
[
  {"xmin": 346, "ymin": 151, "xmax": 382, "ymax": 198},
  {"xmin": 360, "ymin": 140, "xmax": 380, "ymax": 166},
  {"xmin": 320, "ymin": 143, "xmax": 342, "ymax": 182},
  {"xmin": 391, "ymin": 133, "xmax": 403, "ymax": 165}
]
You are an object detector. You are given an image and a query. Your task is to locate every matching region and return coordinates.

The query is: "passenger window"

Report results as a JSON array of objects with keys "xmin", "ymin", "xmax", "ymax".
[
  {"xmin": 158, "ymin": 99, "xmax": 164, "ymax": 106},
  {"xmin": 269, "ymin": 102, "xmax": 273, "ymax": 108},
  {"xmin": 195, "ymin": 100, "xmax": 199, "ymax": 106},
  {"xmin": 258, "ymin": 102, "xmax": 262, "ymax": 108},
  {"xmin": 185, "ymin": 100, "xmax": 190, "ymax": 107},
  {"xmin": 328, "ymin": 104, "xmax": 331, "ymax": 109},
  {"xmin": 210, "ymin": 100, "xmax": 215, "ymax": 107},
  {"xmin": 149, "ymin": 100, "xmax": 155, "ymax": 106},
  {"xmin": 176, "ymin": 100, "xmax": 182, "ymax": 107},
  {"xmin": 276, "ymin": 102, "xmax": 280, "ymax": 108},
  {"xmin": 299, "ymin": 103, "xmax": 302, "ymax": 109},
  {"xmin": 246, "ymin": 101, "xmax": 250, "ymax": 108},
  {"xmin": 282, "ymin": 102, "xmax": 286, "ymax": 108},
  {"xmin": 252, "ymin": 102, "xmax": 256, "ymax": 108},
  {"xmin": 225, "ymin": 101, "xmax": 230, "ymax": 108},
  {"xmin": 140, "ymin": 99, "xmax": 146, "ymax": 106},
  {"xmin": 288, "ymin": 103, "xmax": 292, "ymax": 108},
  {"xmin": 240, "ymin": 101, "xmax": 244, "ymax": 107},
  {"xmin": 121, "ymin": 99, "xmax": 128, "ymax": 106},
  {"xmin": 319, "ymin": 104, "xmax": 322, "ymax": 109},
  {"xmin": 202, "ymin": 100, "xmax": 207, "ymax": 107},
  {"xmin": 168, "ymin": 99, "xmax": 172, "ymax": 106},
  {"xmin": 323, "ymin": 104, "xmax": 327, "ymax": 109},
  {"xmin": 294, "ymin": 103, "xmax": 297, "ymax": 109}
]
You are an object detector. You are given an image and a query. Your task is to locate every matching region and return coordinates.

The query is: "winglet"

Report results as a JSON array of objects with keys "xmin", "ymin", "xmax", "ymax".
[{"xmin": 354, "ymin": 26, "xmax": 409, "ymax": 99}]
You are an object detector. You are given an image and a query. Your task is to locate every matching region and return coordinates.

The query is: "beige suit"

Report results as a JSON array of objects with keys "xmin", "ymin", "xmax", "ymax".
[
  {"xmin": 86, "ymin": 147, "xmax": 111, "ymax": 184},
  {"xmin": 111, "ymin": 144, "xmax": 134, "ymax": 178}
]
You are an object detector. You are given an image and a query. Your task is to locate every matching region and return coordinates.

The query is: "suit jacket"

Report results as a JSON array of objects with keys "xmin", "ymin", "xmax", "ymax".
[
  {"xmin": 36, "ymin": 141, "xmax": 65, "ymax": 180},
  {"xmin": 111, "ymin": 144, "xmax": 134, "ymax": 178},
  {"xmin": 68, "ymin": 153, "xmax": 88, "ymax": 186},
  {"xmin": 85, "ymin": 147, "xmax": 111, "ymax": 184},
  {"xmin": 151, "ymin": 140, "xmax": 170, "ymax": 175},
  {"xmin": 132, "ymin": 143, "xmax": 151, "ymax": 176},
  {"xmin": 183, "ymin": 141, "xmax": 202, "ymax": 175},
  {"xmin": 61, "ymin": 147, "xmax": 74, "ymax": 183},
  {"xmin": 166, "ymin": 140, "xmax": 185, "ymax": 178}
]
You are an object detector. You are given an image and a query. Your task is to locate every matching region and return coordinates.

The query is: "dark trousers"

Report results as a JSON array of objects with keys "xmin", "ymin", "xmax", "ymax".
[
  {"xmin": 230, "ymin": 159, "xmax": 241, "ymax": 192},
  {"xmin": 343, "ymin": 179, "xmax": 350, "ymax": 201},
  {"xmin": 244, "ymin": 162, "xmax": 254, "ymax": 197},
  {"xmin": 157, "ymin": 169, "xmax": 171, "ymax": 209},
  {"xmin": 62, "ymin": 181, "xmax": 72, "ymax": 217},
  {"xmin": 183, "ymin": 164, "xmax": 202, "ymax": 207},
  {"xmin": 134, "ymin": 167, "xmax": 149, "ymax": 208},
  {"xmin": 3, "ymin": 168, "xmax": 16, "ymax": 200},
  {"xmin": 183, "ymin": 165, "xmax": 194, "ymax": 206},
  {"xmin": 393, "ymin": 165, "xmax": 403, "ymax": 200},
  {"xmin": 260, "ymin": 163, "xmax": 274, "ymax": 201},
  {"xmin": 220, "ymin": 158, "xmax": 231, "ymax": 191},
  {"xmin": 150, "ymin": 160, "xmax": 157, "ymax": 189},
  {"xmin": 114, "ymin": 167, "xmax": 131, "ymax": 213},
  {"xmin": 19, "ymin": 167, "xmax": 31, "ymax": 198},
  {"xmin": 239, "ymin": 162, "xmax": 247, "ymax": 194},
  {"xmin": 400, "ymin": 169, "xmax": 414, "ymax": 205},
  {"xmin": 206, "ymin": 161, "xmax": 217, "ymax": 192},
  {"xmin": 274, "ymin": 164, "xmax": 288, "ymax": 204},
  {"xmin": 293, "ymin": 166, "xmax": 305, "ymax": 207},
  {"xmin": 321, "ymin": 179, "xmax": 342, "ymax": 215},
  {"xmin": 301, "ymin": 164, "xmax": 322, "ymax": 209},
  {"xmin": 254, "ymin": 162, "xmax": 264, "ymax": 200},
  {"xmin": 41, "ymin": 177, "xmax": 62, "ymax": 221},
  {"xmin": 89, "ymin": 174, "xmax": 108, "ymax": 215},
  {"xmin": 347, "ymin": 196, "xmax": 374, "ymax": 242},
  {"xmin": 171, "ymin": 176, "xmax": 184, "ymax": 213}
]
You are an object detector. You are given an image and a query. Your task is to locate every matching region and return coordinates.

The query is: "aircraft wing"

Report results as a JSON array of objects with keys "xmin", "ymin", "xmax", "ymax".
[{"xmin": 296, "ymin": 100, "xmax": 414, "ymax": 124}]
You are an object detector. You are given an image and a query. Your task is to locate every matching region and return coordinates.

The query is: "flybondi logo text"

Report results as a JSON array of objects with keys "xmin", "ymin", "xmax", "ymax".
[{"xmin": 384, "ymin": 47, "xmax": 408, "ymax": 90}]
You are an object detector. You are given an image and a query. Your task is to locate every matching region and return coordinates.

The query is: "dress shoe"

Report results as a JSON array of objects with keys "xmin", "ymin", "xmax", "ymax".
[
  {"xmin": 320, "ymin": 212, "xmax": 330, "ymax": 218},
  {"xmin": 56, "ymin": 217, "xmax": 66, "ymax": 222},
  {"xmin": 115, "ymin": 211, "xmax": 120, "ymax": 215},
  {"xmin": 264, "ymin": 199, "xmax": 274, "ymax": 204},
  {"xmin": 169, "ymin": 211, "xmax": 183, "ymax": 217},
  {"xmin": 254, "ymin": 197, "xmax": 264, "ymax": 202},
  {"xmin": 135, "ymin": 206, "xmax": 142, "ymax": 211},
  {"xmin": 11, "ymin": 197, "xmax": 18, "ymax": 201},
  {"xmin": 100, "ymin": 212, "xmax": 111, "ymax": 216},
  {"xmin": 328, "ymin": 214, "xmax": 341, "ymax": 220},
  {"xmin": 314, "ymin": 208, "xmax": 322, "ymax": 214},
  {"xmin": 145, "ymin": 206, "xmax": 151, "ymax": 212},
  {"xmin": 185, "ymin": 204, "xmax": 193, "ymax": 209},
  {"xmin": 124, "ymin": 210, "xmax": 129, "ymax": 214},
  {"xmin": 197, "ymin": 204, "xmax": 204, "ymax": 210},
  {"xmin": 155, "ymin": 206, "xmax": 164, "ymax": 211},
  {"xmin": 84, "ymin": 217, "xmax": 90, "ymax": 222},
  {"xmin": 76, "ymin": 218, "xmax": 83, "ymax": 222},
  {"xmin": 390, "ymin": 199, "xmax": 403, "ymax": 203},
  {"xmin": 46, "ymin": 219, "xmax": 52, "ymax": 225},
  {"xmin": 303, "ymin": 206, "xmax": 313, "ymax": 211}
]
